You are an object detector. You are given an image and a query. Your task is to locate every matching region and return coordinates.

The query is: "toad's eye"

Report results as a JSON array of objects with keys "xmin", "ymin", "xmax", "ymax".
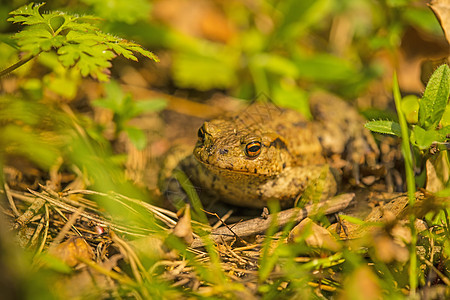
[
  {"xmin": 245, "ymin": 141, "xmax": 262, "ymax": 158},
  {"xmin": 197, "ymin": 126, "xmax": 205, "ymax": 142}
]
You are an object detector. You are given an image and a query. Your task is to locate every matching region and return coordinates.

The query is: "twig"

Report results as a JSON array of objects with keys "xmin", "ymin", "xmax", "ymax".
[
  {"xmin": 14, "ymin": 196, "xmax": 46, "ymax": 229},
  {"xmin": 4, "ymin": 184, "xmax": 20, "ymax": 217},
  {"xmin": 0, "ymin": 55, "xmax": 36, "ymax": 78},
  {"xmin": 29, "ymin": 207, "xmax": 47, "ymax": 248},
  {"xmin": 204, "ymin": 210, "xmax": 247, "ymax": 245},
  {"xmin": 212, "ymin": 210, "xmax": 233, "ymax": 230},
  {"xmin": 35, "ymin": 204, "xmax": 50, "ymax": 255},
  {"xmin": 49, "ymin": 207, "xmax": 84, "ymax": 248},
  {"xmin": 27, "ymin": 189, "xmax": 153, "ymax": 236},
  {"xmin": 190, "ymin": 193, "xmax": 354, "ymax": 248},
  {"xmin": 418, "ymin": 255, "xmax": 450, "ymax": 286}
]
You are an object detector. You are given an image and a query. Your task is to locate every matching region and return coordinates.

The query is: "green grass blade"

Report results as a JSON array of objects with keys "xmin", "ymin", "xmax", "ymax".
[{"xmin": 393, "ymin": 72, "xmax": 417, "ymax": 297}]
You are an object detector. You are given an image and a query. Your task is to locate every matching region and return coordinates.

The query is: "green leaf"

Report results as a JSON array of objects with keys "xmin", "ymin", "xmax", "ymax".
[
  {"xmin": 437, "ymin": 125, "xmax": 450, "ymax": 142},
  {"xmin": 272, "ymin": 81, "xmax": 311, "ymax": 118},
  {"xmin": 364, "ymin": 120, "xmax": 402, "ymax": 136},
  {"xmin": 92, "ymin": 81, "xmax": 125, "ymax": 112},
  {"xmin": 124, "ymin": 126, "xmax": 147, "ymax": 150},
  {"xmin": 8, "ymin": 2, "xmax": 158, "ymax": 80},
  {"xmin": 8, "ymin": 2, "xmax": 45, "ymax": 16},
  {"xmin": 412, "ymin": 125, "xmax": 441, "ymax": 150},
  {"xmin": 275, "ymin": 0, "xmax": 331, "ymax": 40},
  {"xmin": 401, "ymin": 95, "xmax": 419, "ymax": 124},
  {"xmin": 49, "ymin": 15, "xmax": 66, "ymax": 32},
  {"xmin": 418, "ymin": 64, "xmax": 450, "ymax": 129},
  {"xmin": 253, "ymin": 53, "xmax": 299, "ymax": 78},
  {"xmin": 134, "ymin": 99, "xmax": 167, "ymax": 114},
  {"xmin": 80, "ymin": 0, "xmax": 151, "ymax": 24},
  {"xmin": 293, "ymin": 53, "xmax": 358, "ymax": 82},
  {"xmin": 173, "ymin": 51, "xmax": 236, "ymax": 90},
  {"xmin": 441, "ymin": 104, "xmax": 450, "ymax": 127}
]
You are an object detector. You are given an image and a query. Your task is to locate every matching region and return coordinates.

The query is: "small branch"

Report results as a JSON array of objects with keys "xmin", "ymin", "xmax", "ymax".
[
  {"xmin": 190, "ymin": 193, "xmax": 355, "ymax": 248},
  {"xmin": 0, "ymin": 55, "xmax": 36, "ymax": 78}
]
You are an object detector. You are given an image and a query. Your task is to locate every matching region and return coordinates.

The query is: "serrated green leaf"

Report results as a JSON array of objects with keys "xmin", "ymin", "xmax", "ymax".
[
  {"xmin": 77, "ymin": 51, "xmax": 112, "ymax": 79},
  {"xmin": 108, "ymin": 43, "xmax": 137, "ymax": 61},
  {"xmin": 50, "ymin": 35, "xmax": 65, "ymax": 48},
  {"xmin": 65, "ymin": 31, "xmax": 101, "ymax": 43},
  {"xmin": 8, "ymin": 2, "xmax": 45, "ymax": 16},
  {"xmin": 8, "ymin": 2, "xmax": 158, "ymax": 80},
  {"xmin": 49, "ymin": 15, "xmax": 65, "ymax": 32},
  {"xmin": 412, "ymin": 125, "xmax": 441, "ymax": 150},
  {"xmin": 418, "ymin": 64, "xmax": 450, "ymax": 129},
  {"xmin": 7, "ymin": 15, "xmax": 44, "ymax": 25},
  {"xmin": 129, "ymin": 46, "xmax": 159, "ymax": 62},
  {"xmin": 15, "ymin": 26, "xmax": 52, "ymax": 40},
  {"xmin": 364, "ymin": 120, "xmax": 402, "ymax": 136},
  {"xmin": 57, "ymin": 45, "xmax": 80, "ymax": 66}
]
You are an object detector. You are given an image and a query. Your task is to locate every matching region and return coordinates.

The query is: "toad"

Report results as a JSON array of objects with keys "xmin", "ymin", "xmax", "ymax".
[{"xmin": 161, "ymin": 93, "xmax": 378, "ymax": 208}]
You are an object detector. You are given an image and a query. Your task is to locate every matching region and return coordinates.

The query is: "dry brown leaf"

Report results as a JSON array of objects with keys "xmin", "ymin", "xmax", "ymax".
[
  {"xmin": 57, "ymin": 254, "xmax": 122, "ymax": 298},
  {"xmin": 429, "ymin": 0, "xmax": 450, "ymax": 43},
  {"xmin": 338, "ymin": 266, "xmax": 383, "ymax": 300},
  {"xmin": 426, "ymin": 153, "xmax": 450, "ymax": 193},
  {"xmin": 172, "ymin": 204, "xmax": 194, "ymax": 245},
  {"xmin": 288, "ymin": 218, "xmax": 341, "ymax": 252},
  {"xmin": 372, "ymin": 233, "xmax": 409, "ymax": 263},
  {"xmin": 49, "ymin": 237, "xmax": 94, "ymax": 267},
  {"xmin": 329, "ymin": 193, "xmax": 410, "ymax": 240}
]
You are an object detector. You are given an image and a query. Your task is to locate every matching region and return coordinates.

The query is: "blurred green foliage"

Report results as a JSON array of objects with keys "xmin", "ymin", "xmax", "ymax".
[
  {"xmin": 92, "ymin": 80, "xmax": 167, "ymax": 149},
  {"xmin": 102, "ymin": 0, "xmax": 441, "ymax": 112},
  {"xmin": 0, "ymin": 0, "xmax": 449, "ymax": 298},
  {"xmin": 366, "ymin": 65, "xmax": 450, "ymax": 187}
]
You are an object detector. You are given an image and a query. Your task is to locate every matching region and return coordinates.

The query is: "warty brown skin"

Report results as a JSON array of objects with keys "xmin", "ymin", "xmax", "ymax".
[{"xmin": 167, "ymin": 93, "xmax": 378, "ymax": 208}]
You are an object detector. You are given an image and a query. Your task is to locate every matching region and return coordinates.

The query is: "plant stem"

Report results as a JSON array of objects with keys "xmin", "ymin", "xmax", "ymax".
[
  {"xmin": 392, "ymin": 72, "xmax": 417, "ymax": 297},
  {"xmin": 0, "ymin": 55, "xmax": 36, "ymax": 78}
]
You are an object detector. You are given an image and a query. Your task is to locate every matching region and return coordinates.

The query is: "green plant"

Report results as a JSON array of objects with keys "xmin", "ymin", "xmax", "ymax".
[
  {"xmin": 2, "ymin": 2, "xmax": 158, "ymax": 80},
  {"xmin": 365, "ymin": 64, "xmax": 450, "ymax": 295},
  {"xmin": 365, "ymin": 64, "xmax": 450, "ymax": 188},
  {"xmin": 92, "ymin": 80, "xmax": 167, "ymax": 150}
]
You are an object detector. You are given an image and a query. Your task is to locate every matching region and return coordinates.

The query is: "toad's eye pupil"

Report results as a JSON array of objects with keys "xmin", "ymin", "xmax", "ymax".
[
  {"xmin": 245, "ymin": 141, "xmax": 261, "ymax": 158},
  {"xmin": 197, "ymin": 127, "xmax": 205, "ymax": 141}
]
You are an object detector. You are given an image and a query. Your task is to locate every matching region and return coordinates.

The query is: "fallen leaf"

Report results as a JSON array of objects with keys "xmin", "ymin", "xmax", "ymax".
[
  {"xmin": 49, "ymin": 237, "xmax": 94, "ymax": 267},
  {"xmin": 172, "ymin": 204, "xmax": 194, "ymax": 245},
  {"xmin": 288, "ymin": 218, "xmax": 341, "ymax": 252},
  {"xmin": 429, "ymin": 0, "xmax": 450, "ymax": 43},
  {"xmin": 338, "ymin": 266, "xmax": 383, "ymax": 300},
  {"xmin": 426, "ymin": 153, "xmax": 449, "ymax": 193},
  {"xmin": 372, "ymin": 233, "xmax": 409, "ymax": 263}
]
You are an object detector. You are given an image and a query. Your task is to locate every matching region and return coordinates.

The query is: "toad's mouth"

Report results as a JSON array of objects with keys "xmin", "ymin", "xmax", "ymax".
[{"xmin": 193, "ymin": 152, "xmax": 276, "ymax": 177}]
